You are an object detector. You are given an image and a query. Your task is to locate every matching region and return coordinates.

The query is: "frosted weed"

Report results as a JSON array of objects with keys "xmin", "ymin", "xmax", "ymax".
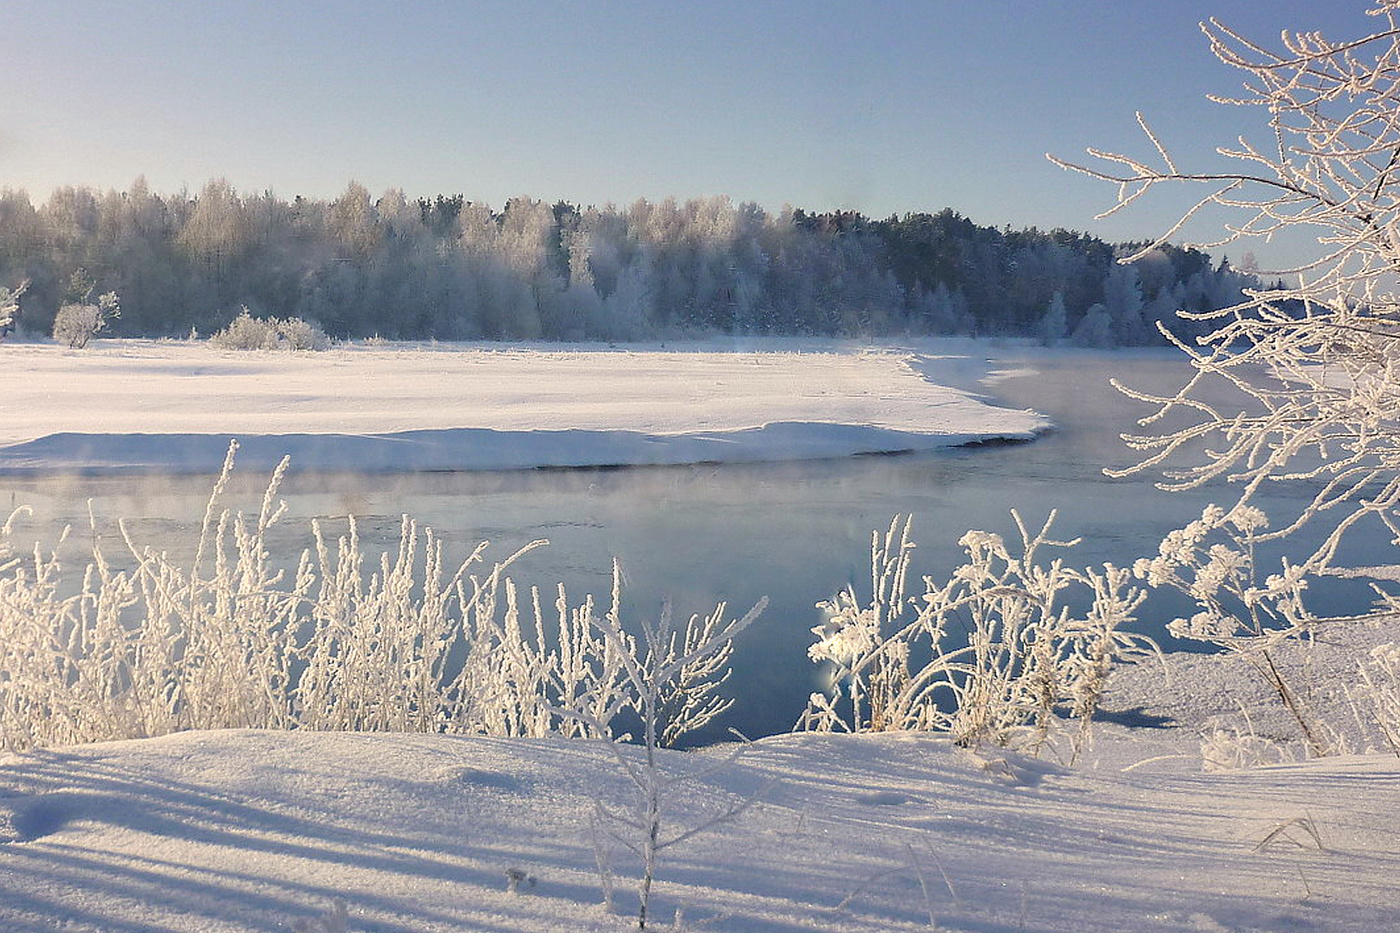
[
  {"xmin": 799, "ymin": 513, "xmax": 1156, "ymax": 761},
  {"xmin": 1054, "ymin": 1, "xmax": 1400, "ymax": 763}
]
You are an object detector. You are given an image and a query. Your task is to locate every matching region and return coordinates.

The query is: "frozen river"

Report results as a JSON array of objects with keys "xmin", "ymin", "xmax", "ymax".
[{"xmin": 1, "ymin": 347, "xmax": 1384, "ymax": 740}]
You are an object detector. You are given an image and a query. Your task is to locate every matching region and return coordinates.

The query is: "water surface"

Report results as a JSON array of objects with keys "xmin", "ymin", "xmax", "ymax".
[{"xmin": 3, "ymin": 348, "xmax": 1384, "ymax": 740}]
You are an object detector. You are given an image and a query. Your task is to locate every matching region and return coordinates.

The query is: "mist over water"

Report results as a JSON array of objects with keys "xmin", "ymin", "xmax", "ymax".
[{"xmin": 1, "ymin": 348, "xmax": 1386, "ymax": 741}]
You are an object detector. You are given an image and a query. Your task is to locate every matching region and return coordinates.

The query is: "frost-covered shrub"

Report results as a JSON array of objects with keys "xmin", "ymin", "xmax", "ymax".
[
  {"xmin": 211, "ymin": 308, "xmax": 329, "ymax": 351},
  {"xmin": 210, "ymin": 309, "xmax": 279, "ymax": 350},
  {"xmin": 799, "ymin": 513, "xmax": 1155, "ymax": 759},
  {"xmin": 1355, "ymin": 643, "xmax": 1400, "ymax": 757},
  {"xmin": 276, "ymin": 315, "xmax": 331, "ymax": 351},
  {"xmin": 1133, "ymin": 504, "xmax": 1341, "ymax": 756},
  {"xmin": 0, "ymin": 443, "xmax": 766, "ymax": 928},
  {"xmin": 52, "ymin": 291, "xmax": 120, "ymax": 349},
  {"xmin": 0, "ymin": 442, "xmax": 753, "ymax": 755},
  {"xmin": 0, "ymin": 446, "xmax": 306, "ymax": 748}
]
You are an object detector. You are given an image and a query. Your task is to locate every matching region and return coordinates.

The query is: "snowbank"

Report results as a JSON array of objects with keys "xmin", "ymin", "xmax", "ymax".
[
  {"xmin": 0, "ymin": 338, "xmax": 1047, "ymax": 473},
  {"xmin": 1, "ymin": 728, "xmax": 1395, "ymax": 932}
]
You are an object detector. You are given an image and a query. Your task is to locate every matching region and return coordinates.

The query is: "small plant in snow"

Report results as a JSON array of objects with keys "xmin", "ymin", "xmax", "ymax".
[
  {"xmin": 557, "ymin": 563, "xmax": 765, "ymax": 929},
  {"xmin": 52, "ymin": 291, "xmax": 119, "ymax": 349},
  {"xmin": 803, "ymin": 516, "xmax": 913, "ymax": 734},
  {"xmin": 1200, "ymin": 720, "xmax": 1293, "ymax": 772},
  {"xmin": 1134, "ymin": 504, "xmax": 1339, "ymax": 756},
  {"xmin": 1354, "ymin": 643, "xmax": 1400, "ymax": 756},
  {"xmin": 1254, "ymin": 815, "xmax": 1327, "ymax": 854},
  {"xmin": 0, "ymin": 505, "xmax": 26, "ymax": 561},
  {"xmin": 800, "ymin": 514, "xmax": 1155, "ymax": 761},
  {"xmin": 503, "ymin": 866, "xmax": 538, "ymax": 894},
  {"xmin": 211, "ymin": 307, "xmax": 329, "ymax": 351}
]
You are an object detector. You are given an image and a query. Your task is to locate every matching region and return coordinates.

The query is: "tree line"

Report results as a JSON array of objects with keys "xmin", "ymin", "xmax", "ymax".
[{"xmin": 0, "ymin": 178, "xmax": 1263, "ymax": 344}]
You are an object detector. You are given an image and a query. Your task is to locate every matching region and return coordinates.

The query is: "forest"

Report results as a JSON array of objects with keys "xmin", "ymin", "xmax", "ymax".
[{"xmin": 0, "ymin": 179, "xmax": 1261, "ymax": 344}]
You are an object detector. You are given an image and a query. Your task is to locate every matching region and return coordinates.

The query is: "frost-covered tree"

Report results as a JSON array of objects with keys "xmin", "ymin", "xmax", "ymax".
[
  {"xmin": 0, "ymin": 172, "xmax": 1260, "ymax": 341},
  {"xmin": 0, "ymin": 279, "xmax": 28, "ymax": 338},
  {"xmin": 178, "ymin": 179, "xmax": 250, "ymax": 269},
  {"xmin": 1069, "ymin": 302, "xmax": 1113, "ymax": 348},
  {"xmin": 52, "ymin": 290, "xmax": 119, "ymax": 349},
  {"xmin": 1054, "ymin": 2, "xmax": 1400, "ymax": 556},
  {"xmin": 1052, "ymin": 0, "xmax": 1400, "ymax": 753},
  {"xmin": 595, "ymin": 254, "xmax": 654, "ymax": 341},
  {"xmin": 327, "ymin": 180, "xmax": 379, "ymax": 260},
  {"xmin": 1035, "ymin": 290, "xmax": 1069, "ymax": 345},
  {"xmin": 1102, "ymin": 261, "xmax": 1149, "ymax": 344}
]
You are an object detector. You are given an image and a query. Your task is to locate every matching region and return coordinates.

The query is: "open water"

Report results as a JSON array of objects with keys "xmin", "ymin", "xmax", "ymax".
[{"xmin": 2, "ymin": 348, "xmax": 1386, "ymax": 740}]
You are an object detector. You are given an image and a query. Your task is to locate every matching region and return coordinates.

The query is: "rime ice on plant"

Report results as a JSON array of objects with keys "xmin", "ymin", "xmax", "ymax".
[
  {"xmin": 211, "ymin": 307, "xmax": 330, "ymax": 351},
  {"xmin": 0, "ymin": 442, "xmax": 758, "ymax": 758},
  {"xmin": 52, "ymin": 290, "xmax": 119, "ymax": 349},
  {"xmin": 1052, "ymin": 5, "xmax": 1400, "ymax": 564},
  {"xmin": 1054, "ymin": 0, "xmax": 1400, "ymax": 759},
  {"xmin": 799, "ymin": 513, "xmax": 1155, "ymax": 760},
  {"xmin": 552, "ymin": 561, "xmax": 765, "ymax": 929}
]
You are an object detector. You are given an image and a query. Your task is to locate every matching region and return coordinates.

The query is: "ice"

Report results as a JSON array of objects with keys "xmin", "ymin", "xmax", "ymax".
[{"xmin": 0, "ymin": 337, "xmax": 1046, "ymax": 473}]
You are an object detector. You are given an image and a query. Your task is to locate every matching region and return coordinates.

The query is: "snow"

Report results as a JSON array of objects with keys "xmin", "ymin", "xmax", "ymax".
[
  {"xmin": 1108, "ymin": 617, "xmax": 1400, "ymax": 756},
  {"xmin": 0, "ymin": 338, "xmax": 1046, "ymax": 473},
  {"xmin": 2, "ymin": 336, "xmax": 1398, "ymax": 931},
  {"xmin": 2, "ymin": 726, "xmax": 1396, "ymax": 932}
]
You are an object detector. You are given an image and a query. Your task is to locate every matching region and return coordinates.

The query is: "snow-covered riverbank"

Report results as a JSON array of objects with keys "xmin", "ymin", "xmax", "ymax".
[
  {"xmin": 2, "ymin": 724, "xmax": 1396, "ymax": 933},
  {"xmin": 0, "ymin": 338, "xmax": 1046, "ymax": 473},
  {"xmin": 3, "ymin": 336, "xmax": 1398, "ymax": 932}
]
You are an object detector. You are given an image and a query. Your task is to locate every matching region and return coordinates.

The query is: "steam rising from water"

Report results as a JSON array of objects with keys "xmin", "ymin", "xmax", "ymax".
[{"xmin": 0, "ymin": 350, "xmax": 1386, "ymax": 740}]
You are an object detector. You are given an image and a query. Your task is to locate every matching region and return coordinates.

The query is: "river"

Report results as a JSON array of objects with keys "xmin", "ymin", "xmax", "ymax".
[{"xmin": 1, "ymin": 346, "xmax": 1384, "ymax": 740}]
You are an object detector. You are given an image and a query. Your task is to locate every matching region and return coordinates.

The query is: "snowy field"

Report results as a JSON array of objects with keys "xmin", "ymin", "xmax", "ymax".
[
  {"xmin": 2, "ymin": 337, "xmax": 1398, "ymax": 931},
  {"xmin": 0, "ymin": 338, "xmax": 1045, "ymax": 473}
]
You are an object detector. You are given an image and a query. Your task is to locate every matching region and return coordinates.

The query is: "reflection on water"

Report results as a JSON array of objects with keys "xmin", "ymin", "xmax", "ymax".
[{"xmin": 0, "ymin": 348, "xmax": 1388, "ymax": 741}]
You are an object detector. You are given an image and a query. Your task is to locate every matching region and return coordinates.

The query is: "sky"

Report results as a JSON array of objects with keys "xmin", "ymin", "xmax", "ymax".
[{"xmin": 0, "ymin": 1, "xmax": 1381, "ymax": 270}]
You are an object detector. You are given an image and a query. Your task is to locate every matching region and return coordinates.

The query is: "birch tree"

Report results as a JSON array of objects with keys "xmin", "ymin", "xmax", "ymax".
[
  {"xmin": 1051, "ymin": 1, "xmax": 1400, "ymax": 753},
  {"xmin": 1050, "ymin": 3, "xmax": 1400, "ymax": 549}
]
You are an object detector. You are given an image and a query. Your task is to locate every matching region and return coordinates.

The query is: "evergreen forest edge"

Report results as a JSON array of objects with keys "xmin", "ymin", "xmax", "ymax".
[{"xmin": 0, "ymin": 179, "xmax": 1264, "ymax": 345}]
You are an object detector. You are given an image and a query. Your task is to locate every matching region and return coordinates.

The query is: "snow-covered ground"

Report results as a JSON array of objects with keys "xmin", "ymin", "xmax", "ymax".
[
  {"xmin": 2, "ymin": 336, "xmax": 1398, "ymax": 931},
  {"xmin": 2, "ymin": 724, "xmax": 1396, "ymax": 933},
  {"xmin": 0, "ymin": 338, "xmax": 1045, "ymax": 473}
]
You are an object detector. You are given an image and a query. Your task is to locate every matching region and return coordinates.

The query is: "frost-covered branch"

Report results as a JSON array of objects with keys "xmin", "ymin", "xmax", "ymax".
[
  {"xmin": 555, "ymin": 564, "xmax": 765, "ymax": 928},
  {"xmin": 1053, "ymin": 2, "xmax": 1400, "ymax": 556},
  {"xmin": 1052, "ymin": 2, "xmax": 1400, "ymax": 758},
  {"xmin": 800, "ymin": 514, "xmax": 1155, "ymax": 760}
]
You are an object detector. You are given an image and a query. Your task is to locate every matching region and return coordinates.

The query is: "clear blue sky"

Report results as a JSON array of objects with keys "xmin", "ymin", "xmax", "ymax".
[{"xmin": 0, "ymin": 1, "xmax": 1377, "ymax": 268}]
